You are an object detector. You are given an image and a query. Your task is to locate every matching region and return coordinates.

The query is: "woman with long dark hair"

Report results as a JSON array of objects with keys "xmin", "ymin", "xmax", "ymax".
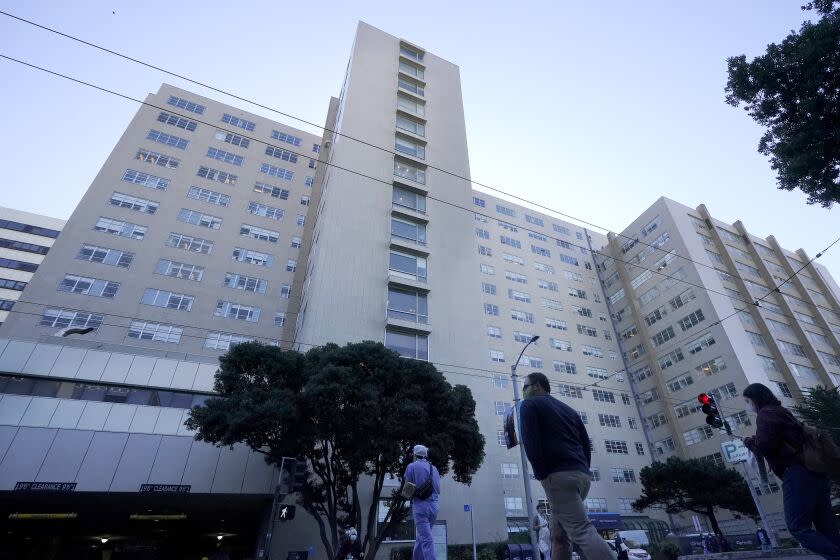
[{"xmin": 742, "ymin": 382, "xmax": 840, "ymax": 559}]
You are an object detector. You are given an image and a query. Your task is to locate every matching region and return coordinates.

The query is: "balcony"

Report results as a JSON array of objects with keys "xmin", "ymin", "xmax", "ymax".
[
  {"xmin": 394, "ymin": 160, "xmax": 426, "ymax": 188},
  {"xmin": 399, "ymin": 45, "xmax": 425, "ymax": 65},
  {"xmin": 390, "ymin": 236, "xmax": 430, "ymax": 256},
  {"xmin": 386, "ymin": 314, "xmax": 432, "ymax": 334},
  {"xmin": 388, "ymin": 272, "xmax": 429, "ymax": 293},
  {"xmin": 398, "ymin": 60, "xmax": 425, "ymax": 82}
]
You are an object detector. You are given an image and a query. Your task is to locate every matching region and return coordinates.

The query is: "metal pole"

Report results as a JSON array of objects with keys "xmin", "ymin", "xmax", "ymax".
[
  {"xmin": 470, "ymin": 505, "xmax": 478, "ymax": 560},
  {"xmin": 512, "ymin": 342, "xmax": 540, "ymax": 560},
  {"xmin": 737, "ymin": 461, "xmax": 778, "ymax": 548}
]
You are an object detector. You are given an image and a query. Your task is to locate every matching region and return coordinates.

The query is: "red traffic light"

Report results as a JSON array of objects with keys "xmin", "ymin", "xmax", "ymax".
[{"xmin": 698, "ymin": 393, "xmax": 712, "ymax": 406}]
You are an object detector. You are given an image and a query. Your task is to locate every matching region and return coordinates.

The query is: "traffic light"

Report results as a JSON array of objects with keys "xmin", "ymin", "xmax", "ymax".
[
  {"xmin": 277, "ymin": 504, "xmax": 297, "ymax": 521},
  {"xmin": 698, "ymin": 393, "xmax": 731, "ymax": 434},
  {"xmin": 292, "ymin": 459, "xmax": 307, "ymax": 492}
]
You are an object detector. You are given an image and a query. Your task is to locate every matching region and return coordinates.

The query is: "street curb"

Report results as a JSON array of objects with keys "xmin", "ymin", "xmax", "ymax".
[{"xmin": 680, "ymin": 550, "xmax": 817, "ymax": 560}]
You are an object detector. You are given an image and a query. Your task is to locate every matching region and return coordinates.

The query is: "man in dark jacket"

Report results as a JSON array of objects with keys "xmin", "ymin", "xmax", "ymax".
[{"xmin": 520, "ymin": 372, "xmax": 616, "ymax": 560}]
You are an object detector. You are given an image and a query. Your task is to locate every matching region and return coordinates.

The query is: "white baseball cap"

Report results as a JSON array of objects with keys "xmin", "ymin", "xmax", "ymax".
[{"xmin": 413, "ymin": 444, "xmax": 429, "ymax": 457}]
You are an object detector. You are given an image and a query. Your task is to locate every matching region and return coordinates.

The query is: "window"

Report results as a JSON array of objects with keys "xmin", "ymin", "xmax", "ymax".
[
  {"xmin": 496, "ymin": 204, "xmax": 515, "ymax": 217},
  {"xmin": 205, "ymin": 331, "xmax": 253, "ymax": 351},
  {"xmin": 296, "ymin": 214, "xmax": 305, "ymax": 227},
  {"xmin": 499, "ymin": 221, "xmax": 518, "ymax": 232},
  {"xmin": 240, "ymin": 224, "xmax": 280, "ymax": 243},
  {"xmin": 393, "ymin": 186, "xmax": 426, "ymax": 212},
  {"xmin": 669, "ymin": 289, "xmax": 696, "ymax": 310},
  {"xmin": 580, "ymin": 344, "xmax": 604, "ymax": 358},
  {"xmin": 592, "ymin": 390, "xmax": 616, "ymax": 403},
  {"xmin": 215, "ymin": 300, "xmax": 261, "ymax": 322},
  {"xmin": 394, "ymin": 160, "xmax": 426, "ymax": 184},
  {"xmin": 525, "ymin": 215, "xmax": 544, "ymax": 227},
  {"xmin": 545, "ymin": 318, "xmax": 567, "ymax": 331},
  {"xmin": 214, "ymin": 130, "xmax": 250, "ymax": 148},
  {"xmin": 611, "ymin": 467, "xmax": 635, "ymax": 483},
  {"xmin": 388, "ymin": 287, "xmax": 428, "ymax": 324},
  {"xmin": 395, "ymin": 136, "xmax": 425, "ymax": 159},
  {"xmin": 572, "ymin": 306, "xmax": 593, "ymax": 319},
  {"xmin": 777, "ymin": 382, "xmax": 793, "ymax": 398},
  {"xmin": 678, "ymin": 309, "xmax": 706, "ymax": 331},
  {"xmin": 641, "ymin": 215, "xmax": 661, "ymax": 236},
  {"xmin": 693, "ymin": 358, "xmax": 726, "ymax": 379},
  {"xmin": 511, "ymin": 309, "xmax": 535, "ymax": 323},
  {"xmin": 779, "ymin": 341, "xmax": 807, "ymax": 357},
  {"xmin": 254, "ymin": 181, "xmax": 290, "ymax": 199},
  {"xmin": 726, "ymin": 410, "xmax": 752, "ymax": 430},
  {"xmin": 501, "ymin": 463, "xmax": 519, "ymax": 479},
  {"xmin": 557, "ymin": 239, "xmax": 574, "ymax": 250},
  {"xmin": 683, "ymin": 425, "xmax": 715, "ymax": 446},
  {"xmin": 274, "ymin": 312, "xmax": 286, "ymax": 327},
  {"xmin": 147, "ymin": 129, "xmax": 189, "ymax": 150},
  {"xmin": 554, "ymin": 361, "xmax": 576, "ymax": 374},
  {"xmin": 646, "ymin": 412, "xmax": 668, "ymax": 429},
  {"xmin": 128, "ymin": 320, "xmax": 183, "ymax": 344},
  {"xmin": 110, "ymin": 192, "xmax": 159, "ymax": 214},
  {"xmin": 536, "ymin": 262, "xmax": 556, "ymax": 275},
  {"xmin": 500, "ymin": 235, "xmax": 521, "ymax": 248},
  {"xmin": 396, "ymin": 114, "xmax": 425, "ymax": 135},
  {"xmin": 633, "ymin": 367, "xmax": 654, "ymax": 383},
  {"xmin": 270, "ymin": 129, "xmax": 301, "ymax": 146},
  {"xmin": 224, "ymin": 272, "xmax": 268, "ymax": 294},
  {"xmin": 264, "ymin": 145, "xmax": 298, "ymax": 164},
  {"xmin": 40, "ymin": 307, "xmax": 103, "ymax": 331},
  {"xmin": 577, "ymin": 324, "xmax": 598, "ymax": 337},
  {"xmin": 155, "ymin": 259, "xmax": 204, "ymax": 281},
  {"xmin": 599, "ymin": 414, "xmax": 622, "ymax": 428},
  {"xmin": 93, "ymin": 218, "xmax": 148, "ymax": 240},
  {"xmin": 0, "ymin": 278, "xmax": 26, "ymax": 291},
  {"xmin": 588, "ymin": 367, "xmax": 609, "ymax": 380},
  {"xmin": 167, "ymin": 232, "xmax": 213, "ymax": 254},
  {"xmin": 177, "ymin": 208, "xmax": 222, "ymax": 229},
  {"xmin": 497, "ymin": 430, "xmax": 507, "ymax": 447},
  {"xmin": 260, "ymin": 163, "xmax": 294, "ymax": 181},
  {"xmin": 222, "ymin": 113, "xmax": 256, "ymax": 132},
  {"xmin": 504, "ymin": 254, "xmax": 525, "ymax": 266},
  {"xmin": 167, "ymin": 95, "xmax": 205, "ymax": 114},
  {"xmin": 135, "ymin": 148, "xmax": 180, "ymax": 169},
  {"xmin": 291, "ymin": 237, "xmax": 302, "ymax": 249},
  {"xmin": 472, "ymin": 197, "xmax": 486, "ymax": 208},
  {"xmin": 531, "ymin": 244, "xmax": 551, "ymax": 257},
  {"xmin": 609, "ymin": 288, "xmax": 625, "ymax": 305},
  {"xmin": 481, "ymin": 264, "xmax": 495, "ymax": 276},
  {"xmin": 665, "ymin": 372, "xmax": 694, "ymax": 393},
  {"xmin": 77, "ymin": 244, "xmax": 133, "ymax": 268},
  {"xmin": 478, "ymin": 245, "xmax": 493, "ymax": 257},
  {"xmin": 476, "ymin": 228, "xmax": 490, "ymax": 239},
  {"xmin": 305, "ymin": 176, "xmax": 314, "ymax": 187},
  {"xmin": 207, "ymin": 147, "xmax": 244, "ymax": 167},
  {"xmin": 655, "ymin": 437, "xmax": 676, "ymax": 456},
  {"xmin": 390, "ymin": 250, "xmax": 427, "ymax": 281},
  {"xmin": 385, "ymin": 330, "xmax": 429, "ymax": 360},
  {"xmin": 493, "ymin": 374, "xmax": 508, "ymax": 389},
  {"xmin": 568, "ymin": 288, "xmax": 587, "ymax": 300},
  {"xmin": 651, "ymin": 326, "xmax": 676, "ymax": 346},
  {"xmin": 789, "ymin": 362, "xmax": 820, "ymax": 379},
  {"xmin": 710, "ymin": 382, "xmax": 739, "ymax": 402},
  {"xmin": 247, "ymin": 201, "xmax": 285, "ymax": 221},
  {"xmin": 584, "ymin": 498, "xmax": 608, "ymax": 513},
  {"xmin": 141, "ymin": 288, "xmax": 194, "ymax": 311},
  {"xmin": 605, "ymin": 440, "xmax": 629, "ymax": 454},
  {"xmin": 521, "ymin": 355, "xmax": 543, "ymax": 368},
  {"xmin": 625, "ymin": 344, "xmax": 646, "ymax": 360},
  {"xmin": 482, "ymin": 282, "xmax": 497, "ymax": 295},
  {"xmin": 504, "ymin": 497, "xmax": 524, "ymax": 516},
  {"xmin": 529, "ymin": 232, "xmax": 548, "ymax": 242},
  {"xmin": 618, "ymin": 498, "xmax": 634, "ymax": 514},
  {"xmin": 508, "ymin": 289, "xmax": 531, "ymax": 303},
  {"xmin": 557, "ymin": 384, "xmax": 583, "ymax": 399},
  {"xmin": 280, "ymin": 284, "xmax": 291, "ymax": 299},
  {"xmin": 550, "ymin": 338, "xmax": 572, "ymax": 352},
  {"xmin": 506, "ymin": 270, "xmax": 527, "ymax": 283},
  {"xmin": 746, "ymin": 331, "xmax": 768, "ymax": 348},
  {"xmin": 188, "ymin": 186, "xmax": 231, "ymax": 207},
  {"xmin": 658, "ymin": 348, "xmax": 685, "ymax": 370},
  {"xmin": 197, "ymin": 165, "xmax": 237, "ymax": 185},
  {"xmin": 58, "ymin": 275, "xmax": 119, "ymax": 298},
  {"xmin": 157, "ymin": 110, "xmax": 197, "ymax": 131},
  {"xmin": 122, "ymin": 169, "xmax": 169, "ymax": 191},
  {"xmin": 487, "ymin": 326, "xmax": 502, "ymax": 338},
  {"xmin": 820, "ymin": 352, "xmax": 840, "ymax": 368},
  {"xmin": 538, "ymin": 280, "xmax": 559, "ymax": 292}
]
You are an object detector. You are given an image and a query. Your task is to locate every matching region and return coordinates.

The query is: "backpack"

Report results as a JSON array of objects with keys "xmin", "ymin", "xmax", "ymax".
[
  {"xmin": 414, "ymin": 462, "xmax": 434, "ymax": 500},
  {"xmin": 799, "ymin": 422, "xmax": 840, "ymax": 476}
]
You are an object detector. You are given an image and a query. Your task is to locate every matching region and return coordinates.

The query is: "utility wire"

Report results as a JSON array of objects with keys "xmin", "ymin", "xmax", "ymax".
[{"xmin": 1, "ymin": 10, "xmax": 838, "ymax": 319}]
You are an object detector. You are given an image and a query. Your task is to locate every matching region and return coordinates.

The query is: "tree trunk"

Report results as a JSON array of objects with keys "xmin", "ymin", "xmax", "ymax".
[{"xmin": 706, "ymin": 508, "xmax": 722, "ymax": 535}]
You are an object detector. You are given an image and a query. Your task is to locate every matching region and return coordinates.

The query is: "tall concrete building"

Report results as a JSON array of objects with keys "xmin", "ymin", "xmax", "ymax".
[
  {"xmin": 596, "ymin": 197, "xmax": 840, "ymax": 535},
  {"xmin": 2, "ymin": 19, "xmax": 840, "ymax": 560},
  {"xmin": 0, "ymin": 206, "xmax": 65, "ymax": 326}
]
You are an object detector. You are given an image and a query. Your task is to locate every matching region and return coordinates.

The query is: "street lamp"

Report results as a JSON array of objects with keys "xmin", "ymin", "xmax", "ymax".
[{"xmin": 511, "ymin": 335, "xmax": 540, "ymax": 559}]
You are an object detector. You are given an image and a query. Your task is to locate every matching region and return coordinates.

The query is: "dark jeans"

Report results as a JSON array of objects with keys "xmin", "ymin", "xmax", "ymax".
[{"xmin": 783, "ymin": 464, "xmax": 840, "ymax": 559}]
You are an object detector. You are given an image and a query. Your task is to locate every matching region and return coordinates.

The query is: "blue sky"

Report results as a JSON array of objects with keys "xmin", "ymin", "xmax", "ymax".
[{"xmin": 0, "ymin": 1, "xmax": 836, "ymax": 277}]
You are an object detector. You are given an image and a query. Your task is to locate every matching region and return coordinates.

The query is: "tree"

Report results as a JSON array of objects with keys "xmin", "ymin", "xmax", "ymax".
[
  {"xmin": 185, "ymin": 340, "xmax": 485, "ymax": 560},
  {"xmin": 632, "ymin": 457, "xmax": 757, "ymax": 534},
  {"xmin": 796, "ymin": 385, "xmax": 840, "ymax": 496},
  {"xmin": 725, "ymin": 2, "xmax": 840, "ymax": 208}
]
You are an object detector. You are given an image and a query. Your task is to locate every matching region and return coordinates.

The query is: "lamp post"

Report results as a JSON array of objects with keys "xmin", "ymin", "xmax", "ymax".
[{"xmin": 511, "ymin": 335, "xmax": 540, "ymax": 559}]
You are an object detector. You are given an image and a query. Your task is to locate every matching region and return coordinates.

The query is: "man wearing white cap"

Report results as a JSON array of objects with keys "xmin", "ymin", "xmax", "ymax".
[{"xmin": 404, "ymin": 444, "xmax": 440, "ymax": 560}]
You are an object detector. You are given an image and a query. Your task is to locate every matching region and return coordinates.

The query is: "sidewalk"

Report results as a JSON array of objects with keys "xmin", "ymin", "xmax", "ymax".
[{"xmin": 680, "ymin": 550, "xmax": 820, "ymax": 560}]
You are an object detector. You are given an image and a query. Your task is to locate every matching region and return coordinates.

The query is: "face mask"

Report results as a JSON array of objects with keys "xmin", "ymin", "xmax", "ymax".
[
  {"xmin": 348, "ymin": 530, "xmax": 357, "ymax": 542},
  {"xmin": 746, "ymin": 401, "xmax": 757, "ymax": 414},
  {"xmin": 524, "ymin": 385, "xmax": 536, "ymax": 399}
]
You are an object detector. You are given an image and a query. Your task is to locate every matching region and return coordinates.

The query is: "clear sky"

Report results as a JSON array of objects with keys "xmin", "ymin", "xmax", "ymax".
[{"xmin": 0, "ymin": 1, "xmax": 837, "ymax": 277}]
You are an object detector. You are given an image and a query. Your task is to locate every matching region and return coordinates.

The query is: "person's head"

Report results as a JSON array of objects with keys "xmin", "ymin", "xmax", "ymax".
[
  {"xmin": 413, "ymin": 444, "xmax": 429, "ymax": 461},
  {"xmin": 346, "ymin": 527, "xmax": 358, "ymax": 542},
  {"xmin": 524, "ymin": 372, "xmax": 550, "ymax": 399},
  {"xmin": 743, "ymin": 383, "xmax": 781, "ymax": 413}
]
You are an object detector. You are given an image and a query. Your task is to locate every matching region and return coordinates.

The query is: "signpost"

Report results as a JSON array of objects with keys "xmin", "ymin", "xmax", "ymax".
[
  {"xmin": 465, "ymin": 505, "xmax": 477, "ymax": 560},
  {"xmin": 720, "ymin": 440, "xmax": 749, "ymax": 464},
  {"xmin": 720, "ymin": 440, "xmax": 778, "ymax": 548}
]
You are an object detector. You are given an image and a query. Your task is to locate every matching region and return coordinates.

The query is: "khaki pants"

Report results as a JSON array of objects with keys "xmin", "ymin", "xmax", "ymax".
[{"xmin": 540, "ymin": 471, "xmax": 616, "ymax": 560}]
